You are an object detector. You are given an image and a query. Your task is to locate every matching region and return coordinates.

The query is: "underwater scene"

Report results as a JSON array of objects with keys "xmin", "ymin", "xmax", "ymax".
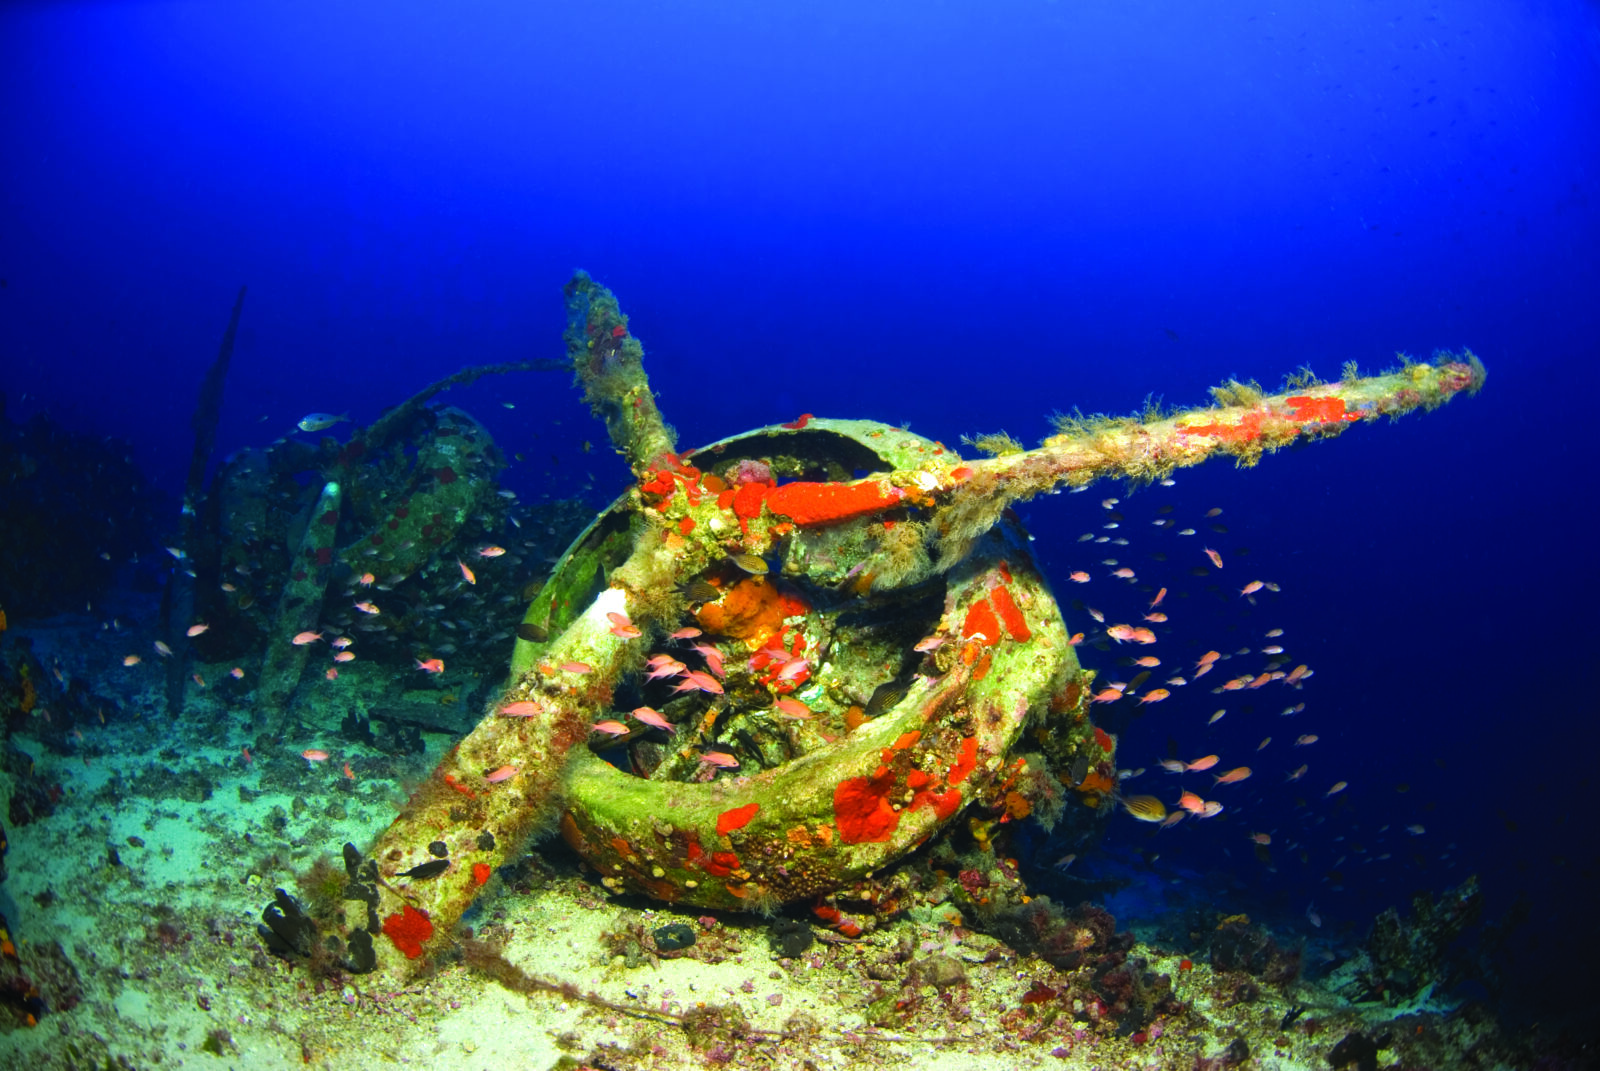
[{"xmin": 1, "ymin": 2, "xmax": 1597, "ymax": 1069}]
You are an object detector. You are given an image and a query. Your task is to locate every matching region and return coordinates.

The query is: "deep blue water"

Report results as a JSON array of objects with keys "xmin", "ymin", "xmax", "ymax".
[{"xmin": 4, "ymin": 0, "xmax": 1597, "ymax": 1032}]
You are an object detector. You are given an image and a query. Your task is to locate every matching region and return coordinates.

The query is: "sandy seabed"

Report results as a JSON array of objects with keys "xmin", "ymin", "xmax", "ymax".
[{"xmin": 0, "ymin": 624, "xmax": 1516, "ymax": 1071}]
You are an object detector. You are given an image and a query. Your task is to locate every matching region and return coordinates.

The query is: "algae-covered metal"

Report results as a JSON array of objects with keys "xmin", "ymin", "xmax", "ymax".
[{"xmin": 322, "ymin": 273, "xmax": 1484, "ymax": 983}]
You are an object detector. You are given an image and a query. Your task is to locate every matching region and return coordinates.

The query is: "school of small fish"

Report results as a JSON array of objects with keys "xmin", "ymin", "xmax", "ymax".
[{"xmin": 1067, "ymin": 485, "xmax": 1410, "ymax": 908}]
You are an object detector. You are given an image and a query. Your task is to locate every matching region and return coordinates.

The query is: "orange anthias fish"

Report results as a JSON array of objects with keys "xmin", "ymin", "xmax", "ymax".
[
  {"xmin": 302, "ymin": 749, "xmax": 330, "ymax": 763},
  {"xmin": 1138, "ymin": 688, "xmax": 1171, "ymax": 705},
  {"xmin": 631, "ymin": 706, "xmax": 673, "ymax": 731},
  {"xmin": 186, "ymin": 623, "xmax": 209, "ymax": 637},
  {"xmin": 591, "ymin": 720, "xmax": 629, "ymax": 736},
  {"xmin": 415, "ymin": 658, "xmax": 445, "ymax": 674},
  {"xmin": 485, "ymin": 765, "xmax": 519, "ymax": 783},
  {"xmin": 679, "ymin": 670, "xmax": 724, "ymax": 694},
  {"xmin": 773, "ymin": 697, "xmax": 813, "ymax": 720},
  {"xmin": 1240, "ymin": 580, "xmax": 1265, "ymax": 596},
  {"xmin": 458, "ymin": 559, "xmax": 477, "ymax": 585},
  {"xmin": 1133, "ymin": 656, "xmax": 1161, "ymax": 668},
  {"xmin": 645, "ymin": 658, "xmax": 687, "ymax": 681},
  {"xmin": 1148, "ymin": 587, "xmax": 1167, "ymax": 609},
  {"xmin": 698, "ymin": 750, "xmax": 740, "ymax": 769},
  {"xmin": 1213, "ymin": 766, "xmax": 1252, "ymax": 785},
  {"xmin": 1069, "ymin": 571, "xmax": 1091, "ymax": 583},
  {"xmin": 354, "ymin": 601, "xmax": 381, "ymax": 614},
  {"xmin": 292, "ymin": 631, "xmax": 323, "ymax": 645},
  {"xmin": 1204, "ymin": 547, "xmax": 1224, "ymax": 569},
  {"xmin": 334, "ymin": 651, "xmax": 355, "ymax": 663},
  {"xmin": 561, "ymin": 661, "xmax": 594, "ymax": 675},
  {"xmin": 1195, "ymin": 650, "xmax": 1221, "ymax": 669},
  {"xmin": 606, "ymin": 611, "xmax": 641, "ymax": 639},
  {"xmin": 1185, "ymin": 754, "xmax": 1220, "ymax": 772},
  {"xmin": 1177, "ymin": 790, "xmax": 1206, "ymax": 814},
  {"xmin": 499, "ymin": 700, "xmax": 543, "ymax": 717},
  {"xmin": 477, "ymin": 545, "xmax": 507, "ymax": 558}
]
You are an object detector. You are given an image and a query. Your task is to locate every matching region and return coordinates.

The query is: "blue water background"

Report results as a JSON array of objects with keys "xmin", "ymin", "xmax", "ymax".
[{"xmin": 4, "ymin": 0, "xmax": 1597, "ymax": 1028}]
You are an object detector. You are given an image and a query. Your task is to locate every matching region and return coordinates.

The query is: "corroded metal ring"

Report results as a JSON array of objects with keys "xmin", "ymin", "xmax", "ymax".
[{"xmin": 535, "ymin": 419, "xmax": 1089, "ymax": 910}]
